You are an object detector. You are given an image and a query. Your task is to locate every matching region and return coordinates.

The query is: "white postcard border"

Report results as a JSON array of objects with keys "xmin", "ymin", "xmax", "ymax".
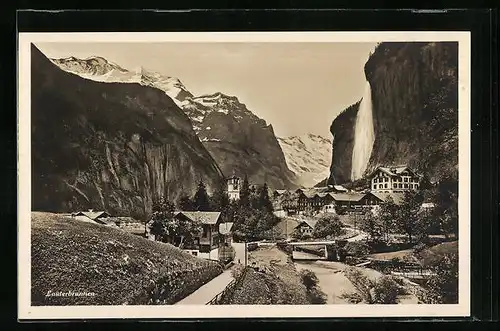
[{"xmin": 18, "ymin": 31, "xmax": 471, "ymax": 320}]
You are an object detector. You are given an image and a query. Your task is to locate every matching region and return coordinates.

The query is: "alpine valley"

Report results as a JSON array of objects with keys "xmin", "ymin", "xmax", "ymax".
[{"xmin": 48, "ymin": 50, "xmax": 300, "ymax": 203}]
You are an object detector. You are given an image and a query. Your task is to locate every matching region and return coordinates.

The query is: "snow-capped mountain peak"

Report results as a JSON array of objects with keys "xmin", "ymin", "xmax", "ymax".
[
  {"xmin": 277, "ymin": 134, "xmax": 333, "ymax": 187},
  {"xmin": 50, "ymin": 56, "xmax": 192, "ymax": 107}
]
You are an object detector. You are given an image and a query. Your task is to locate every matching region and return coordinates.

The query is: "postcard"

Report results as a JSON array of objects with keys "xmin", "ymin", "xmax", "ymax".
[{"xmin": 18, "ymin": 31, "xmax": 471, "ymax": 319}]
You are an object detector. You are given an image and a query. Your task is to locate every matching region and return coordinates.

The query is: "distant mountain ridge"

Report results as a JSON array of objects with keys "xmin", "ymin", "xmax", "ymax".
[
  {"xmin": 51, "ymin": 54, "xmax": 297, "ymax": 189},
  {"xmin": 51, "ymin": 56, "xmax": 193, "ymax": 107},
  {"xmin": 277, "ymin": 134, "xmax": 332, "ymax": 188}
]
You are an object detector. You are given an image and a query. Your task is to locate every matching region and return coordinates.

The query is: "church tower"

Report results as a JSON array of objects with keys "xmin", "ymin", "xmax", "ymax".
[{"xmin": 227, "ymin": 174, "xmax": 241, "ymax": 201}]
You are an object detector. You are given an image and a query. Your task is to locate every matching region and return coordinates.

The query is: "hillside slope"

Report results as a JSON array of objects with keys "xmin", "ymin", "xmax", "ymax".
[
  {"xmin": 31, "ymin": 212, "xmax": 223, "ymax": 305},
  {"xmin": 32, "ymin": 45, "xmax": 223, "ymax": 217},
  {"xmin": 328, "ymin": 42, "xmax": 458, "ymax": 184},
  {"xmin": 277, "ymin": 134, "xmax": 332, "ymax": 187}
]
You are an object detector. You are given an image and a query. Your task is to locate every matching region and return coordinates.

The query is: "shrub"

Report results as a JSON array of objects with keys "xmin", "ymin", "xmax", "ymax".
[
  {"xmin": 344, "ymin": 267, "xmax": 375, "ymax": 303},
  {"xmin": 339, "ymin": 291, "xmax": 364, "ymax": 304},
  {"xmin": 372, "ymin": 276, "xmax": 400, "ymax": 304},
  {"xmin": 424, "ymin": 252, "xmax": 458, "ymax": 304},
  {"xmin": 312, "ymin": 215, "xmax": 343, "ymax": 239},
  {"xmin": 344, "ymin": 268, "xmax": 403, "ymax": 304},
  {"xmin": 344, "ymin": 242, "xmax": 371, "ymax": 257},
  {"xmin": 299, "ymin": 269, "xmax": 327, "ymax": 304},
  {"xmin": 231, "ymin": 264, "xmax": 245, "ymax": 280},
  {"xmin": 299, "ymin": 269, "xmax": 319, "ymax": 290},
  {"xmin": 307, "ymin": 287, "xmax": 327, "ymax": 304}
]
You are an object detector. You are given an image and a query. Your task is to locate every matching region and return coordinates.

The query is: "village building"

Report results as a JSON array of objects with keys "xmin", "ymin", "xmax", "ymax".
[
  {"xmin": 272, "ymin": 189, "xmax": 288, "ymax": 199},
  {"xmin": 72, "ymin": 210, "xmax": 111, "ymax": 224},
  {"xmin": 368, "ymin": 165, "xmax": 421, "ymax": 193},
  {"xmin": 145, "ymin": 210, "xmax": 236, "ymax": 262},
  {"xmin": 226, "ymin": 175, "xmax": 241, "ymax": 201},
  {"xmin": 294, "ymin": 219, "xmax": 319, "ymax": 236},
  {"xmin": 294, "ymin": 189, "xmax": 388, "ymax": 215},
  {"xmin": 170, "ymin": 211, "xmax": 223, "ymax": 260},
  {"xmin": 71, "ymin": 209, "xmax": 145, "ymax": 235}
]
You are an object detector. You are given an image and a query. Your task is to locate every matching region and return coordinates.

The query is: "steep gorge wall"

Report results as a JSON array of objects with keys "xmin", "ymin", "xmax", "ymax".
[
  {"xmin": 31, "ymin": 45, "xmax": 224, "ymax": 218},
  {"xmin": 329, "ymin": 42, "xmax": 458, "ymax": 184}
]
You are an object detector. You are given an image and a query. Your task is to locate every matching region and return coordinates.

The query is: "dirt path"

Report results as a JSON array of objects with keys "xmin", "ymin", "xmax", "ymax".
[{"xmin": 174, "ymin": 266, "xmax": 236, "ymax": 305}]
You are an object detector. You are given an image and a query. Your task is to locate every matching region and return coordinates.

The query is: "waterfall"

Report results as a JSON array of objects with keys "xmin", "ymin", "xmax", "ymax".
[{"xmin": 351, "ymin": 80, "xmax": 375, "ymax": 181}]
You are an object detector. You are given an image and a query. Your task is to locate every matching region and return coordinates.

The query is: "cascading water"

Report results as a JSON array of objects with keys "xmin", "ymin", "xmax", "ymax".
[{"xmin": 351, "ymin": 80, "xmax": 375, "ymax": 181}]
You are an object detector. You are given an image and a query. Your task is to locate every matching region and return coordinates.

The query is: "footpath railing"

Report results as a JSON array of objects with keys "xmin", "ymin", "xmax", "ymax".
[{"xmin": 206, "ymin": 266, "xmax": 250, "ymax": 305}]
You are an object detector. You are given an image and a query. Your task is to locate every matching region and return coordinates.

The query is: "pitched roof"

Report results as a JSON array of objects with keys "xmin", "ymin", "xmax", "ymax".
[
  {"xmin": 107, "ymin": 216, "xmax": 141, "ymax": 224},
  {"xmin": 329, "ymin": 192, "xmax": 366, "ymax": 202},
  {"xmin": 298, "ymin": 219, "xmax": 318, "ymax": 229},
  {"xmin": 274, "ymin": 189, "xmax": 287, "ymax": 195},
  {"xmin": 370, "ymin": 192, "xmax": 405, "ymax": 205},
  {"xmin": 176, "ymin": 211, "xmax": 222, "ymax": 225},
  {"xmin": 369, "ymin": 165, "xmax": 419, "ymax": 178},
  {"xmin": 75, "ymin": 211, "xmax": 110, "ymax": 220},
  {"xmin": 219, "ymin": 222, "xmax": 234, "ymax": 235}
]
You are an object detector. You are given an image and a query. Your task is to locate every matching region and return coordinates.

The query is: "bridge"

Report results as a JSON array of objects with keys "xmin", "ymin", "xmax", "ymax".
[{"xmin": 288, "ymin": 240, "xmax": 344, "ymax": 261}]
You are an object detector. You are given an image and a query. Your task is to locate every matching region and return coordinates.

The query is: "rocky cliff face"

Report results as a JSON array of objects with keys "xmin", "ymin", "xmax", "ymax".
[
  {"xmin": 51, "ymin": 56, "xmax": 296, "ymax": 190},
  {"xmin": 32, "ymin": 45, "xmax": 223, "ymax": 218},
  {"xmin": 185, "ymin": 93, "xmax": 297, "ymax": 189},
  {"xmin": 328, "ymin": 42, "xmax": 458, "ymax": 184}
]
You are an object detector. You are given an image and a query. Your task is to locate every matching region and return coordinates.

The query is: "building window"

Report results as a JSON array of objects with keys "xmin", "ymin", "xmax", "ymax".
[
  {"xmin": 385, "ymin": 184, "xmax": 388, "ymax": 188},
  {"xmin": 404, "ymin": 184, "xmax": 408, "ymax": 188},
  {"xmin": 202, "ymin": 227, "xmax": 208, "ymax": 238},
  {"xmin": 393, "ymin": 184, "xmax": 397, "ymax": 188},
  {"xmin": 192, "ymin": 251, "xmax": 198, "ymax": 256},
  {"xmin": 404, "ymin": 177, "xmax": 408, "ymax": 182}
]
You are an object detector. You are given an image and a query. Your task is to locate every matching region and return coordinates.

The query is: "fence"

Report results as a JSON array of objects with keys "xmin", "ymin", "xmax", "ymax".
[{"xmin": 206, "ymin": 266, "xmax": 250, "ymax": 305}]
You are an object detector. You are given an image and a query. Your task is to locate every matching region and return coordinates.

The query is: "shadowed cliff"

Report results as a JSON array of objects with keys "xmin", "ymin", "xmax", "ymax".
[
  {"xmin": 329, "ymin": 42, "xmax": 458, "ymax": 184},
  {"xmin": 31, "ymin": 44, "xmax": 224, "ymax": 218}
]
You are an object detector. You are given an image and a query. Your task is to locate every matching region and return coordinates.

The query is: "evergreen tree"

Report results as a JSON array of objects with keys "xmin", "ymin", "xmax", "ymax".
[
  {"xmin": 177, "ymin": 192, "xmax": 194, "ymax": 211},
  {"xmin": 375, "ymin": 197, "xmax": 398, "ymax": 242},
  {"xmin": 239, "ymin": 175, "xmax": 250, "ymax": 208},
  {"xmin": 192, "ymin": 180, "xmax": 212, "ymax": 211},
  {"xmin": 258, "ymin": 183, "xmax": 273, "ymax": 213},
  {"xmin": 211, "ymin": 180, "xmax": 231, "ymax": 216},
  {"xmin": 394, "ymin": 190, "xmax": 425, "ymax": 244}
]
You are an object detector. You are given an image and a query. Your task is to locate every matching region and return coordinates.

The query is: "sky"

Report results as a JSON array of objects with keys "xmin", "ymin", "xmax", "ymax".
[{"xmin": 36, "ymin": 42, "xmax": 378, "ymax": 138}]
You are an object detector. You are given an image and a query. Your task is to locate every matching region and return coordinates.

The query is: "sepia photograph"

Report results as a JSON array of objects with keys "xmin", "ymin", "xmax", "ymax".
[{"xmin": 18, "ymin": 31, "xmax": 471, "ymax": 319}]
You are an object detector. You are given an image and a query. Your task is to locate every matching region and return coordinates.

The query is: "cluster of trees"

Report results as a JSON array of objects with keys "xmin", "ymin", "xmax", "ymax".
[
  {"xmin": 231, "ymin": 176, "xmax": 280, "ymax": 241},
  {"xmin": 358, "ymin": 177, "xmax": 458, "ymax": 245},
  {"xmin": 148, "ymin": 176, "xmax": 280, "ymax": 245}
]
